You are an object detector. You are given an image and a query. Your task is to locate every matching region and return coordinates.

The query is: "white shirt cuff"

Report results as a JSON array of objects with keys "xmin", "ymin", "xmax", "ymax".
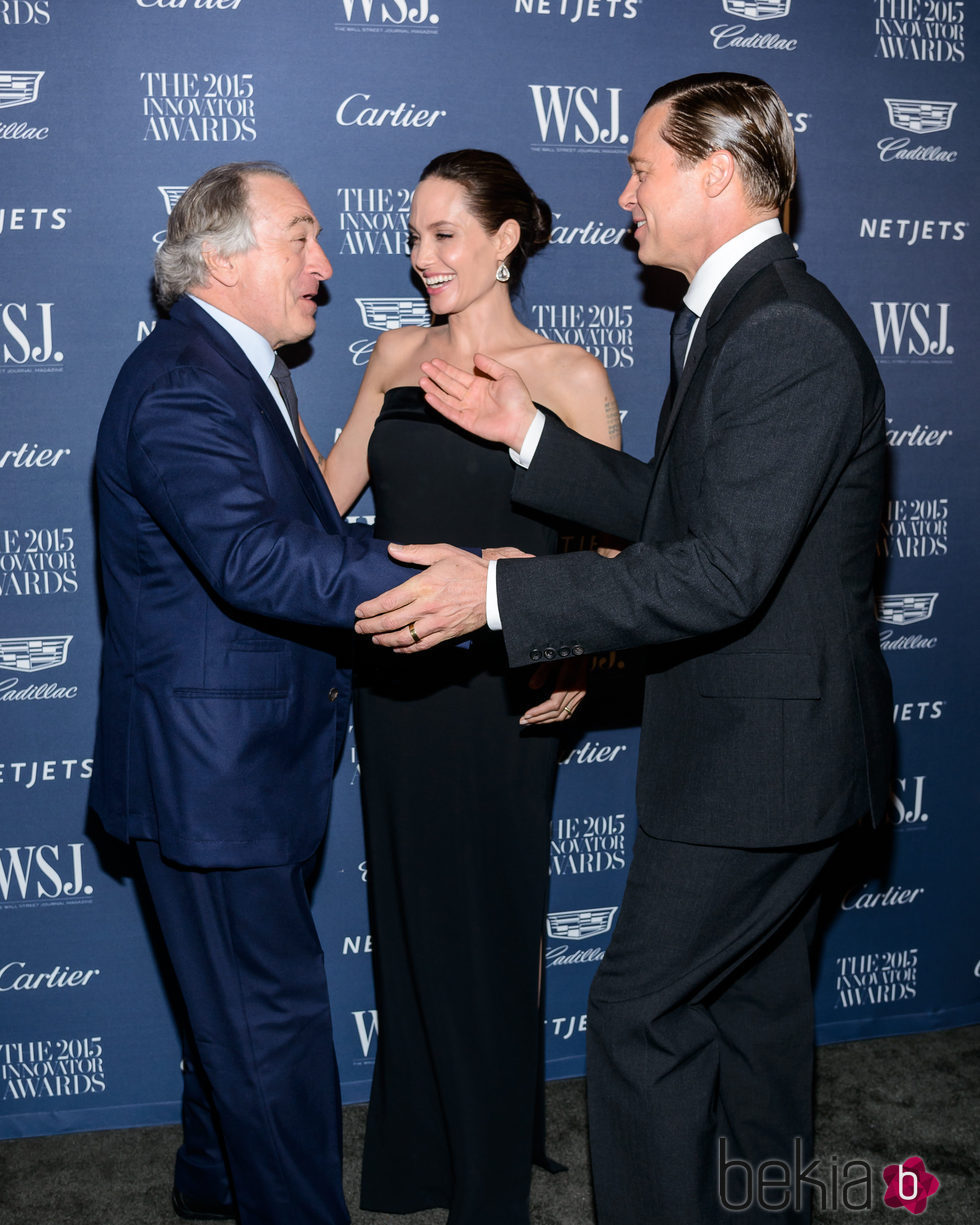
[
  {"xmin": 509, "ymin": 409, "xmax": 545, "ymax": 469},
  {"xmin": 486, "ymin": 559, "xmax": 502, "ymax": 631}
]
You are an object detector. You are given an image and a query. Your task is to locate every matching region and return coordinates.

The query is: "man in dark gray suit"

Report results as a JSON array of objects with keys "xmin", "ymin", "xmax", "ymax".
[{"xmin": 354, "ymin": 74, "xmax": 893, "ymax": 1223}]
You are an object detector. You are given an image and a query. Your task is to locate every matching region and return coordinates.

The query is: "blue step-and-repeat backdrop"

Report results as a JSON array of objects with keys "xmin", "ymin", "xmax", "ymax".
[{"xmin": 2, "ymin": 0, "xmax": 978, "ymax": 1138}]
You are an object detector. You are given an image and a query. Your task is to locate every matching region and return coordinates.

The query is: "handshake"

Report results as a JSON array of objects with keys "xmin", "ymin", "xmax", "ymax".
[{"xmin": 355, "ymin": 543, "xmax": 586, "ymax": 725}]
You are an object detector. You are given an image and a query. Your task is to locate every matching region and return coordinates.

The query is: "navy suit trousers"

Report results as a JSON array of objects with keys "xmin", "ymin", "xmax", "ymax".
[{"xmin": 137, "ymin": 841, "xmax": 349, "ymax": 1225}]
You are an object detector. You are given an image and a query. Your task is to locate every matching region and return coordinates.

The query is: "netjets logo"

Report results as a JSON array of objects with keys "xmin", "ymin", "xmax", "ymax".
[
  {"xmin": 0, "ymin": 70, "xmax": 44, "ymax": 109},
  {"xmin": 722, "ymin": 0, "xmax": 791, "ymax": 18},
  {"xmin": 528, "ymin": 85, "xmax": 628, "ymax": 150},
  {"xmin": 0, "ymin": 634, "xmax": 72, "ymax": 672},
  {"xmin": 348, "ymin": 297, "xmax": 429, "ymax": 366},
  {"xmin": 546, "ymin": 907, "xmax": 618, "ymax": 941},
  {"xmin": 876, "ymin": 594, "xmax": 937, "ymax": 627},
  {"xmin": 885, "ymin": 97, "xmax": 957, "ymax": 134}
]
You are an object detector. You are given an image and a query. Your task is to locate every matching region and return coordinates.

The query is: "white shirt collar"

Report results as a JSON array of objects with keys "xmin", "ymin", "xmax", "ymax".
[
  {"xmin": 683, "ymin": 217, "xmax": 784, "ymax": 319},
  {"xmin": 188, "ymin": 295, "xmax": 277, "ymax": 382},
  {"xmin": 188, "ymin": 295, "xmax": 297, "ymax": 443}
]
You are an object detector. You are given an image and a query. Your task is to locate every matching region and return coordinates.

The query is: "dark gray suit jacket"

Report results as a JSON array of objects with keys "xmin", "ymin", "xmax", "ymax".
[{"xmin": 497, "ymin": 234, "xmax": 893, "ymax": 848}]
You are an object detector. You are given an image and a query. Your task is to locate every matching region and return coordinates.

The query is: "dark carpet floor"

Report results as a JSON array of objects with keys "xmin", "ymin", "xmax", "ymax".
[{"xmin": 1, "ymin": 1025, "xmax": 976, "ymax": 1224}]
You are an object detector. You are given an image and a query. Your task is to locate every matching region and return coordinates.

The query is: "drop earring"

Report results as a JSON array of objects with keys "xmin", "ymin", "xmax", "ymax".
[{"xmin": 495, "ymin": 262, "xmax": 511, "ymax": 283}]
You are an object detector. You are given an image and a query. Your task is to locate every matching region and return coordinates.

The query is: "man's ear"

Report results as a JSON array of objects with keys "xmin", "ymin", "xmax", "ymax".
[
  {"xmin": 703, "ymin": 148, "xmax": 736, "ymax": 199},
  {"xmin": 202, "ymin": 241, "xmax": 238, "ymax": 288}
]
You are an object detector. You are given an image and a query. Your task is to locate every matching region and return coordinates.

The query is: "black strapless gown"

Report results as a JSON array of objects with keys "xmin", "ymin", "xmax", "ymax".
[{"xmin": 356, "ymin": 387, "xmax": 561, "ymax": 1225}]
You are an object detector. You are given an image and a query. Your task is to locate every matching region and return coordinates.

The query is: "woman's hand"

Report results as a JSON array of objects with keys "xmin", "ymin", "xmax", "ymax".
[{"xmin": 520, "ymin": 657, "xmax": 589, "ymax": 726}]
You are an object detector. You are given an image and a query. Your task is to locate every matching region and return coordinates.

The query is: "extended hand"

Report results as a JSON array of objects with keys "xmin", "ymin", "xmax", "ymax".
[
  {"xmin": 420, "ymin": 354, "xmax": 538, "ymax": 452},
  {"xmin": 355, "ymin": 543, "xmax": 490, "ymax": 651},
  {"xmin": 520, "ymin": 657, "xmax": 589, "ymax": 726}
]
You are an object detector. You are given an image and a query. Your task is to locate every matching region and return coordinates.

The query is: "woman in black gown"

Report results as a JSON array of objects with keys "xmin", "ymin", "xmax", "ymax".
[{"xmin": 311, "ymin": 150, "xmax": 621, "ymax": 1225}]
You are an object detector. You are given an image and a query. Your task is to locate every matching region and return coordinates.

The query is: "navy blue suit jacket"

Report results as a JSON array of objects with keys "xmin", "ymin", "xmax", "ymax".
[{"xmin": 91, "ymin": 296, "xmax": 404, "ymax": 868}]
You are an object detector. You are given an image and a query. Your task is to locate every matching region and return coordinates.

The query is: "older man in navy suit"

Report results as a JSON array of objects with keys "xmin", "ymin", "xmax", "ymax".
[
  {"xmin": 91, "ymin": 162, "xmax": 406, "ymax": 1225},
  {"xmin": 355, "ymin": 75, "xmax": 893, "ymax": 1223}
]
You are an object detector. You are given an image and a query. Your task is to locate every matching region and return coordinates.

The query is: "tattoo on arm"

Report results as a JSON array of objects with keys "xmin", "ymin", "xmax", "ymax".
[{"xmin": 604, "ymin": 395, "xmax": 622, "ymax": 443}]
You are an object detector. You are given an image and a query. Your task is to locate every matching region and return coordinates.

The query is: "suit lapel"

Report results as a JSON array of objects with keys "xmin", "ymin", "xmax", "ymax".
[
  {"xmin": 649, "ymin": 233, "xmax": 799, "ymax": 484},
  {"xmin": 170, "ymin": 298, "xmax": 344, "ymax": 533}
]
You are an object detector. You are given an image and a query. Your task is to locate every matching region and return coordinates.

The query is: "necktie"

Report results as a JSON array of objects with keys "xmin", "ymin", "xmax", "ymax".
[
  {"xmin": 271, "ymin": 353, "xmax": 301, "ymax": 445},
  {"xmin": 670, "ymin": 305, "xmax": 698, "ymax": 388}
]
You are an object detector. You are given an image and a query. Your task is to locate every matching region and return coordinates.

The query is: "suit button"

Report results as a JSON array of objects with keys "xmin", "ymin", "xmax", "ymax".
[
  {"xmin": 328, "ymin": 688, "xmax": 340, "ymax": 702},
  {"xmin": 572, "ymin": 645, "xmax": 584, "ymax": 656},
  {"xmin": 558, "ymin": 646, "xmax": 571, "ymax": 658},
  {"xmin": 529, "ymin": 649, "xmax": 542, "ymax": 662},
  {"xmin": 543, "ymin": 647, "xmax": 557, "ymax": 661}
]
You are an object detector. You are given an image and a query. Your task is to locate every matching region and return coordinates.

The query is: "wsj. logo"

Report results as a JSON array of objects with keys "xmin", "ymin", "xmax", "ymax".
[
  {"xmin": 0, "ymin": 634, "xmax": 72, "ymax": 672},
  {"xmin": 336, "ymin": 0, "xmax": 440, "ymax": 26},
  {"xmin": 0, "ymin": 2, "xmax": 51, "ymax": 24},
  {"xmin": 0, "ymin": 70, "xmax": 44, "ymax": 109},
  {"xmin": 547, "ymin": 907, "xmax": 617, "ymax": 941},
  {"xmin": 1, "ymin": 302, "xmax": 62, "ymax": 368},
  {"xmin": 722, "ymin": 0, "xmax": 791, "ymax": 17},
  {"xmin": 0, "ymin": 844, "xmax": 92, "ymax": 904},
  {"xmin": 349, "ymin": 297, "xmax": 430, "ymax": 366},
  {"xmin": 153, "ymin": 185, "xmax": 187, "ymax": 247},
  {"xmin": 352, "ymin": 1009, "xmax": 379, "ymax": 1058},
  {"xmin": 528, "ymin": 85, "xmax": 628, "ymax": 148},
  {"xmin": 876, "ymin": 593, "xmax": 937, "ymax": 626},
  {"xmin": 878, "ymin": 98, "xmax": 958, "ymax": 163},
  {"xmin": 870, "ymin": 301, "xmax": 952, "ymax": 359},
  {"xmin": 890, "ymin": 776, "xmax": 928, "ymax": 828}
]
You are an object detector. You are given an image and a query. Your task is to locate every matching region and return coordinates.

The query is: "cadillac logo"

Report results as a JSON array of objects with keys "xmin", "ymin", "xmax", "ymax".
[
  {"xmin": 158, "ymin": 186, "xmax": 188, "ymax": 215},
  {"xmin": 876, "ymin": 594, "xmax": 938, "ymax": 627},
  {"xmin": 0, "ymin": 70, "xmax": 45, "ymax": 110},
  {"xmin": 355, "ymin": 297, "xmax": 431, "ymax": 331},
  {"xmin": 722, "ymin": 0, "xmax": 791, "ymax": 19},
  {"xmin": 0, "ymin": 635, "xmax": 73, "ymax": 673},
  {"xmin": 884, "ymin": 98, "xmax": 957, "ymax": 134},
  {"xmin": 547, "ymin": 906, "xmax": 618, "ymax": 941}
]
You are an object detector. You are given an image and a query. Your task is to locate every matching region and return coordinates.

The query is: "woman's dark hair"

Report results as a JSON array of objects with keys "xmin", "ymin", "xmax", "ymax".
[{"xmin": 418, "ymin": 149, "xmax": 552, "ymax": 292}]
